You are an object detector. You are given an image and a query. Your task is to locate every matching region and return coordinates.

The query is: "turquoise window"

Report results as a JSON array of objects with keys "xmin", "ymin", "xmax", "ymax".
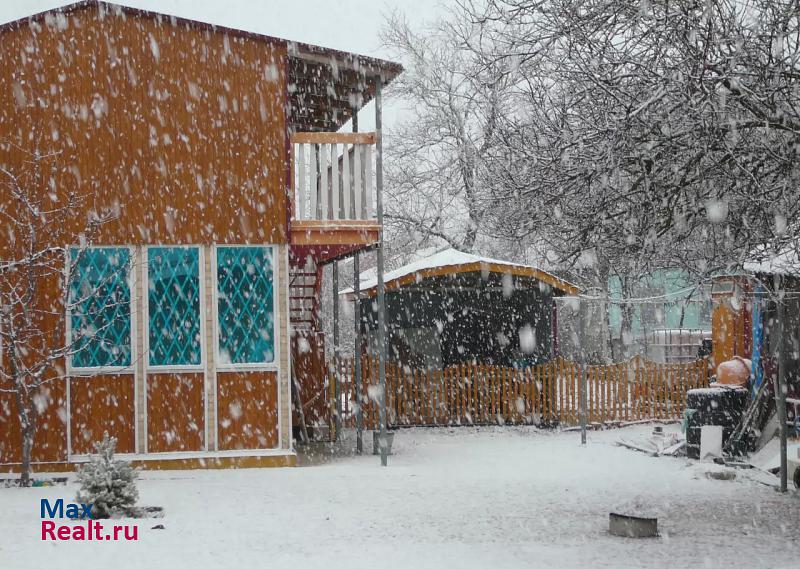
[
  {"xmin": 148, "ymin": 247, "xmax": 201, "ymax": 367},
  {"xmin": 69, "ymin": 247, "xmax": 132, "ymax": 369},
  {"xmin": 216, "ymin": 246, "xmax": 274, "ymax": 364}
]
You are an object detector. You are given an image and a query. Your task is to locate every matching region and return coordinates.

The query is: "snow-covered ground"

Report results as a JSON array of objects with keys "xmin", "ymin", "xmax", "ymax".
[{"xmin": 1, "ymin": 425, "xmax": 798, "ymax": 569}]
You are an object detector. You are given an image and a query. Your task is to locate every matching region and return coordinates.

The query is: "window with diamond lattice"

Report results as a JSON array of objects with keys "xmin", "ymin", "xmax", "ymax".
[
  {"xmin": 69, "ymin": 247, "xmax": 132, "ymax": 369},
  {"xmin": 216, "ymin": 246, "xmax": 274, "ymax": 365},
  {"xmin": 148, "ymin": 247, "xmax": 202, "ymax": 367}
]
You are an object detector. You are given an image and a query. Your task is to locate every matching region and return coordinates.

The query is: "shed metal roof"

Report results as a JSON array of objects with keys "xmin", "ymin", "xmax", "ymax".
[
  {"xmin": 743, "ymin": 245, "xmax": 800, "ymax": 277},
  {"xmin": 341, "ymin": 248, "xmax": 580, "ymax": 299}
]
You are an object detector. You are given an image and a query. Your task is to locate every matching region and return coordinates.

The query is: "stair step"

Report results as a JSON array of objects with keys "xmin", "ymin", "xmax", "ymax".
[{"xmin": 289, "ymin": 263, "xmax": 319, "ymax": 331}]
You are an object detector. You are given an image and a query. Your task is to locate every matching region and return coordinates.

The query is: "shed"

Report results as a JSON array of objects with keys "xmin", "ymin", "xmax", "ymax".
[
  {"xmin": 342, "ymin": 249, "xmax": 579, "ymax": 369},
  {"xmin": 711, "ymin": 245, "xmax": 800, "ymax": 405}
]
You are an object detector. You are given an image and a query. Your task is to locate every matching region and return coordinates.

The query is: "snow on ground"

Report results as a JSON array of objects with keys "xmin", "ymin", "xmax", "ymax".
[{"xmin": 1, "ymin": 425, "xmax": 798, "ymax": 569}]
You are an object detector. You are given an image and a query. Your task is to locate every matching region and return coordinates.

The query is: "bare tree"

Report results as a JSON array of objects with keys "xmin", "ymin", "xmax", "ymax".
[
  {"xmin": 0, "ymin": 148, "xmax": 119, "ymax": 486},
  {"xmin": 463, "ymin": 0, "xmax": 800, "ymax": 277},
  {"xmin": 379, "ymin": 0, "xmax": 800, "ymax": 359},
  {"xmin": 381, "ymin": 11, "xmax": 514, "ymax": 253}
]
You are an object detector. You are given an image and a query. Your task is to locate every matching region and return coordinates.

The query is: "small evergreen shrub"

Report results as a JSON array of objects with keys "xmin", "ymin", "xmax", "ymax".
[{"xmin": 76, "ymin": 432, "xmax": 138, "ymax": 518}]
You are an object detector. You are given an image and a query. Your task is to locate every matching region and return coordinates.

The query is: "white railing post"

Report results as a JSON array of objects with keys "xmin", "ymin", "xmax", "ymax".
[
  {"xmin": 296, "ymin": 143, "xmax": 307, "ymax": 220},
  {"xmin": 331, "ymin": 143, "xmax": 340, "ymax": 220},
  {"xmin": 364, "ymin": 144, "xmax": 373, "ymax": 218},
  {"xmin": 319, "ymin": 144, "xmax": 329, "ymax": 220},
  {"xmin": 309, "ymin": 143, "xmax": 318, "ymax": 219},
  {"xmin": 342, "ymin": 143, "xmax": 351, "ymax": 219},
  {"xmin": 290, "ymin": 133, "xmax": 377, "ymax": 222},
  {"xmin": 353, "ymin": 142, "xmax": 363, "ymax": 219}
]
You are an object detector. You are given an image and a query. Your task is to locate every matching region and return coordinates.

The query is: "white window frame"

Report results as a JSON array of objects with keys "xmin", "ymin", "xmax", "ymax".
[
  {"xmin": 212, "ymin": 244, "xmax": 279, "ymax": 372},
  {"xmin": 65, "ymin": 245, "xmax": 137, "ymax": 376},
  {"xmin": 144, "ymin": 245, "xmax": 206, "ymax": 373}
]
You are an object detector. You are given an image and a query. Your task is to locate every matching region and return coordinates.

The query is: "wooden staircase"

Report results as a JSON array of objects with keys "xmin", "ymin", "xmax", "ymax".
[
  {"xmin": 288, "ymin": 258, "xmax": 332, "ymax": 440},
  {"xmin": 289, "ymin": 259, "xmax": 320, "ymax": 331}
]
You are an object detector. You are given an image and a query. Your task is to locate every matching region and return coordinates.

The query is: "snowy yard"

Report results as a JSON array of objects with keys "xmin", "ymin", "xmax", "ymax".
[{"xmin": 2, "ymin": 425, "xmax": 798, "ymax": 569}]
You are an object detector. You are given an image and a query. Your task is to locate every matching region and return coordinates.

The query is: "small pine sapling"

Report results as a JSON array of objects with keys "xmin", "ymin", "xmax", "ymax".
[{"xmin": 76, "ymin": 432, "xmax": 138, "ymax": 518}]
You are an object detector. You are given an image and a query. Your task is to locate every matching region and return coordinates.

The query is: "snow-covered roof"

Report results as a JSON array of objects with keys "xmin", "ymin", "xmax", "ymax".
[
  {"xmin": 743, "ymin": 244, "xmax": 800, "ymax": 277},
  {"xmin": 340, "ymin": 248, "xmax": 579, "ymax": 298}
]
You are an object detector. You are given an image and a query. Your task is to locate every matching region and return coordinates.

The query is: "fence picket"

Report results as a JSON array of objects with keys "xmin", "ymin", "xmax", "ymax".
[
  {"xmin": 331, "ymin": 356, "xmax": 710, "ymax": 432},
  {"xmin": 472, "ymin": 364, "xmax": 479, "ymax": 425},
  {"xmin": 536, "ymin": 365, "xmax": 544, "ymax": 423},
  {"xmin": 503, "ymin": 367, "xmax": 510, "ymax": 423}
]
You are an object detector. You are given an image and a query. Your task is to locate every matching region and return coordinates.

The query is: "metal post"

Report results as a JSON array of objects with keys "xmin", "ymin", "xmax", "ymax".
[
  {"xmin": 333, "ymin": 261, "xmax": 341, "ymax": 440},
  {"xmin": 354, "ymin": 252, "xmax": 363, "ymax": 454},
  {"xmin": 352, "ymin": 95, "xmax": 363, "ymax": 455},
  {"xmin": 580, "ymin": 359, "xmax": 587, "ymax": 445},
  {"xmin": 375, "ymin": 74, "xmax": 388, "ymax": 466},
  {"xmin": 579, "ymin": 301, "xmax": 589, "ymax": 444},
  {"xmin": 775, "ymin": 277, "xmax": 788, "ymax": 492}
]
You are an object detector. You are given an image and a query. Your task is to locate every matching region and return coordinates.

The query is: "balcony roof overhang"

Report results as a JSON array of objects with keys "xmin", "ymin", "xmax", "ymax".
[
  {"xmin": 3, "ymin": 1, "xmax": 403, "ymax": 132},
  {"xmin": 286, "ymin": 42, "xmax": 402, "ymax": 132}
]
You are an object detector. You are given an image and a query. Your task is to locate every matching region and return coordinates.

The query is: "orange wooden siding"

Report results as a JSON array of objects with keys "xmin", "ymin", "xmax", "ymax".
[
  {"xmin": 291, "ymin": 331, "xmax": 330, "ymax": 429},
  {"xmin": 217, "ymin": 371, "xmax": 279, "ymax": 451},
  {"xmin": 0, "ymin": 377, "xmax": 67, "ymax": 464},
  {"xmin": 146, "ymin": 373, "xmax": 205, "ymax": 453},
  {"xmin": 712, "ymin": 299, "xmax": 751, "ymax": 370},
  {"xmin": 70, "ymin": 375, "xmax": 136, "ymax": 455},
  {"xmin": 0, "ymin": 6, "xmax": 288, "ymax": 253}
]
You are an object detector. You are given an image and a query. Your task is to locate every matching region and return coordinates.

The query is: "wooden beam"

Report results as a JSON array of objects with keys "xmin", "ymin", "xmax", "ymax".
[
  {"xmin": 0, "ymin": 454, "xmax": 297, "ymax": 472},
  {"xmin": 291, "ymin": 132, "xmax": 376, "ymax": 145},
  {"xmin": 290, "ymin": 220, "xmax": 380, "ymax": 246}
]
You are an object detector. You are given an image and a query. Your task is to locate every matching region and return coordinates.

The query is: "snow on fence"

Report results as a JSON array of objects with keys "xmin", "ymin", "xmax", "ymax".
[{"xmin": 333, "ymin": 356, "xmax": 712, "ymax": 429}]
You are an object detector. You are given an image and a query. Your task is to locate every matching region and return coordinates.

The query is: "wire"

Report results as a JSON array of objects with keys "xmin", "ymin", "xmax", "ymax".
[{"xmin": 575, "ymin": 284, "xmax": 705, "ymax": 303}]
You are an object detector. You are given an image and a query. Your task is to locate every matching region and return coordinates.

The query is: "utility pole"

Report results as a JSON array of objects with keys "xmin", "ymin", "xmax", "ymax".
[
  {"xmin": 775, "ymin": 276, "xmax": 788, "ymax": 492},
  {"xmin": 579, "ymin": 314, "xmax": 587, "ymax": 445},
  {"xmin": 580, "ymin": 359, "xmax": 587, "ymax": 445},
  {"xmin": 332, "ymin": 261, "xmax": 341, "ymax": 441},
  {"xmin": 375, "ymin": 74, "xmax": 388, "ymax": 466},
  {"xmin": 354, "ymin": 252, "xmax": 363, "ymax": 454},
  {"xmin": 352, "ymin": 103, "xmax": 363, "ymax": 455}
]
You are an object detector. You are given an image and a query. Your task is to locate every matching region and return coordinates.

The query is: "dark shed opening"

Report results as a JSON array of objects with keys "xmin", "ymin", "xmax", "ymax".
[{"xmin": 343, "ymin": 249, "xmax": 579, "ymax": 370}]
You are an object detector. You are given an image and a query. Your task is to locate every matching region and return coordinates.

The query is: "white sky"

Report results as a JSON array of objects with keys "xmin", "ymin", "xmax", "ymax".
[{"xmin": 1, "ymin": 0, "xmax": 449, "ymax": 130}]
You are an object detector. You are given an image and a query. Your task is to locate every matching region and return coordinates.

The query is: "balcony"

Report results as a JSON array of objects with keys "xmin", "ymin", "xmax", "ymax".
[{"xmin": 290, "ymin": 132, "xmax": 380, "ymax": 249}]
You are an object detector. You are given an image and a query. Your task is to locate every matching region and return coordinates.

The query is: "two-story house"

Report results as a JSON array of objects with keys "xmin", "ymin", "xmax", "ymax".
[{"xmin": 0, "ymin": 0, "xmax": 400, "ymax": 471}]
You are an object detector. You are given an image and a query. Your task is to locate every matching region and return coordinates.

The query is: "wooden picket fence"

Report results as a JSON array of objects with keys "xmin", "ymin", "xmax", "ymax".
[{"xmin": 332, "ymin": 356, "xmax": 711, "ymax": 429}]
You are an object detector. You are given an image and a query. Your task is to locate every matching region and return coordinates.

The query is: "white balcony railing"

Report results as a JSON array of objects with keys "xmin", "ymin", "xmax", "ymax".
[{"xmin": 291, "ymin": 132, "xmax": 376, "ymax": 222}]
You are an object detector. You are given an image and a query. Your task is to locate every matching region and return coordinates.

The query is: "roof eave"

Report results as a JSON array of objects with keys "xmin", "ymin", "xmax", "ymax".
[{"xmin": 341, "ymin": 262, "xmax": 581, "ymax": 300}]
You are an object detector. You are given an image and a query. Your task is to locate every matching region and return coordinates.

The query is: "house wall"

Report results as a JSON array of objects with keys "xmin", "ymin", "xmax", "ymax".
[
  {"xmin": 607, "ymin": 270, "xmax": 712, "ymax": 338},
  {"xmin": 0, "ymin": 5, "xmax": 294, "ymax": 468},
  {"xmin": 0, "ymin": 5, "xmax": 288, "ymax": 248},
  {"xmin": 711, "ymin": 278, "xmax": 753, "ymax": 370}
]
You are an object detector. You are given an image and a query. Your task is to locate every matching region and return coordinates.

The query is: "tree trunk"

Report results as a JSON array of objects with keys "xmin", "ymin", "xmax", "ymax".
[
  {"xmin": 12, "ymin": 376, "xmax": 35, "ymax": 487},
  {"xmin": 619, "ymin": 276, "xmax": 637, "ymax": 360},
  {"xmin": 20, "ymin": 423, "xmax": 34, "ymax": 487}
]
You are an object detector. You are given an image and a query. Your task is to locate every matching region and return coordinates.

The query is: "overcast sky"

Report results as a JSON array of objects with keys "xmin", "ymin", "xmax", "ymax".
[{"xmin": 1, "ymin": 0, "xmax": 450, "ymax": 130}]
